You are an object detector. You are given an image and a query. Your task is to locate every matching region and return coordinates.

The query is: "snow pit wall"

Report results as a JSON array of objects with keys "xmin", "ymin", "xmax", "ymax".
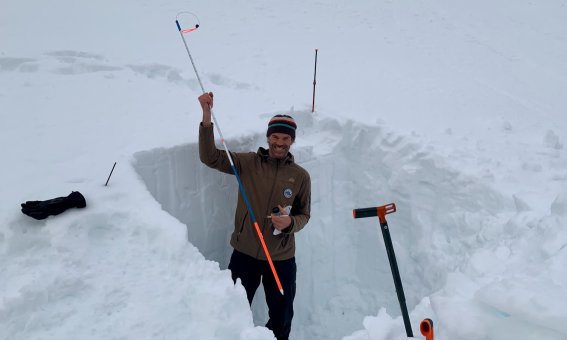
[{"xmin": 133, "ymin": 114, "xmax": 507, "ymax": 340}]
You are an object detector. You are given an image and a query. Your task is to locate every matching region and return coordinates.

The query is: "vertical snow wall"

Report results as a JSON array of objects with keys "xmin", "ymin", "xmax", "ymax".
[{"xmin": 133, "ymin": 112, "xmax": 508, "ymax": 340}]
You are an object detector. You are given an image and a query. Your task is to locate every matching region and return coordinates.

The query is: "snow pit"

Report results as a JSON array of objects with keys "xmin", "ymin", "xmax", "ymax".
[{"xmin": 133, "ymin": 113, "xmax": 507, "ymax": 340}]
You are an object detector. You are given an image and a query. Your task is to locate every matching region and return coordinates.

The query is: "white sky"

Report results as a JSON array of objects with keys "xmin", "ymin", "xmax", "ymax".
[{"xmin": 1, "ymin": 1, "xmax": 566, "ymax": 339}]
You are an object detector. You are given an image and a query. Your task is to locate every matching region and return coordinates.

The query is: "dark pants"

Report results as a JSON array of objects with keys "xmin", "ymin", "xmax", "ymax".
[{"xmin": 228, "ymin": 250, "xmax": 297, "ymax": 340}]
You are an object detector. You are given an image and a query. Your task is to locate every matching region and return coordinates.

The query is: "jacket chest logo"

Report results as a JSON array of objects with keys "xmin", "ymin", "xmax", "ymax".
[{"xmin": 283, "ymin": 188, "xmax": 293, "ymax": 199}]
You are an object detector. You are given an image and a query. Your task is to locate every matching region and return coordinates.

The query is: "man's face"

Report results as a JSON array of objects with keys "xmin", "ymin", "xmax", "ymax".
[{"xmin": 267, "ymin": 133, "xmax": 294, "ymax": 159}]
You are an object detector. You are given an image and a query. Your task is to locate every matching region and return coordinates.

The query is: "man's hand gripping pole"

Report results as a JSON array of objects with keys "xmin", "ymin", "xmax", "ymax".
[{"xmin": 176, "ymin": 13, "xmax": 284, "ymax": 295}]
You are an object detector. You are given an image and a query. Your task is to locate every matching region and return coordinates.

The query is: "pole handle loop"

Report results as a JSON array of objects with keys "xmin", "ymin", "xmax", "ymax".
[{"xmin": 176, "ymin": 12, "xmax": 200, "ymax": 34}]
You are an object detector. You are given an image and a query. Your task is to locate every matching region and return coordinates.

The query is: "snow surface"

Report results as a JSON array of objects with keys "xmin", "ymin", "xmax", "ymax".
[{"xmin": 1, "ymin": 0, "xmax": 567, "ymax": 339}]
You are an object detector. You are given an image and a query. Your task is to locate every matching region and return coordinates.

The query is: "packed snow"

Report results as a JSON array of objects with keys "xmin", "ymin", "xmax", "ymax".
[{"xmin": 1, "ymin": 1, "xmax": 566, "ymax": 340}]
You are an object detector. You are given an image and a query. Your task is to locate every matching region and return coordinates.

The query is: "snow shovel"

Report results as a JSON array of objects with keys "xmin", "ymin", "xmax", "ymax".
[{"xmin": 353, "ymin": 203, "xmax": 435, "ymax": 339}]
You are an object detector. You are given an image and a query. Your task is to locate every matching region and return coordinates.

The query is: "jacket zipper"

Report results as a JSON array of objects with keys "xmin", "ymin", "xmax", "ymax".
[
  {"xmin": 265, "ymin": 160, "xmax": 280, "ymax": 231},
  {"xmin": 256, "ymin": 159, "xmax": 280, "ymax": 259},
  {"xmin": 237, "ymin": 211, "xmax": 248, "ymax": 242}
]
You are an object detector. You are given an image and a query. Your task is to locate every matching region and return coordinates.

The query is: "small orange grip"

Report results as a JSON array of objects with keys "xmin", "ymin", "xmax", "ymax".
[
  {"xmin": 377, "ymin": 203, "xmax": 396, "ymax": 224},
  {"xmin": 420, "ymin": 318, "xmax": 434, "ymax": 340}
]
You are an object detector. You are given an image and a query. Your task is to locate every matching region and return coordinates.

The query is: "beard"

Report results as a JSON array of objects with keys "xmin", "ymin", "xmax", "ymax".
[{"xmin": 268, "ymin": 141, "xmax": 290, "ymax": 159}]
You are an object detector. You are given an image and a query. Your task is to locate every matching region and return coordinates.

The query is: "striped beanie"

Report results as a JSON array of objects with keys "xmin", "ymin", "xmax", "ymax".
[{"xmin": 266, "ymin": 114, "xmax": 297, "ymax": 140}]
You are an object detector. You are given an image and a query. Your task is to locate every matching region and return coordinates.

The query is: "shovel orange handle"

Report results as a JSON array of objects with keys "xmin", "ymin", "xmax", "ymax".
[
  {"xmin": 420, "ymin": 318, "xmax": 434, "ymax": 340},
  {"xmin": 353, "ymin": 203, "xmax": 396, "ymax": 224}
]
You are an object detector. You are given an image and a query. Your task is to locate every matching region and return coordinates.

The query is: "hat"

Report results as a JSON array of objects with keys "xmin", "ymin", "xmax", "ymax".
[{"xmin": 266, "ymin": 114, "xmax": 297, "ymax": 140}]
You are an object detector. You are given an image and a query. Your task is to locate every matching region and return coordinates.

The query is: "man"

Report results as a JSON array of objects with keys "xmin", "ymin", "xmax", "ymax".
[{"xmin": 198, "ymin": 92, "xmax": 311, "ymax": 340}]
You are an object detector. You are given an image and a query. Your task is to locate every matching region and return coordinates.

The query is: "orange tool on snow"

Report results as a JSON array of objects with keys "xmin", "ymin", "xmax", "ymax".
[{"xmin": 420, "ymin": 318, "xmax": 434, "ymax": 340}]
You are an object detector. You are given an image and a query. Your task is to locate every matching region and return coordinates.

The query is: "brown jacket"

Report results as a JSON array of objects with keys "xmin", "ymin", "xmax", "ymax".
[{"xmin": 199, "ymin": 123, "xmax": 311, "ymax": 260}]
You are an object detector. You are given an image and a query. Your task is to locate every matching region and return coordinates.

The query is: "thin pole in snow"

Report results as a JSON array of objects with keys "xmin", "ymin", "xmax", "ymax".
[
  {"xmin": 175, "ymin": 13, "xmax": 285, "ymax": 295},
  {"xmin": 312, "ymin": 49, "xmax": 318, "ymax": 113},
  {"xmin": 105, "ymin": 162, "xmax": 117, "ymax": 186}
]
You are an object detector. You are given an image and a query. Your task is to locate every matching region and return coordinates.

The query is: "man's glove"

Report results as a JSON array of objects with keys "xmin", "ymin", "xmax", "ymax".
[{"xmin": 21, "ymin": 191, "xmax": 87, "ymax": 220}]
